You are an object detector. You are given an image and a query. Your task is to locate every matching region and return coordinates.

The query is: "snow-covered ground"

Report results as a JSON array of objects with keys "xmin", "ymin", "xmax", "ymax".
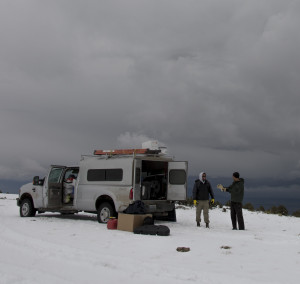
[{"xmin": 1, "ymin": 193, "xmax": 299, "ymax": 284}]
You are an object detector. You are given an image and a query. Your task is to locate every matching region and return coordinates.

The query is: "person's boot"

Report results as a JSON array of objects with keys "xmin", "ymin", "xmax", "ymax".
[
  {"xmin": 197, "ymin": 221, "xmax": 200, "ymax": 227},
  {"xmin": 206, "ymin": 223, "xmax": 209, "ymax": 228}
]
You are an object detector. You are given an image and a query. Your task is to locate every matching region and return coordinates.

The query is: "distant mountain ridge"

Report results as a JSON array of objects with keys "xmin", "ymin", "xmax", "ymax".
[{"xmin": 0, "ymin": 179, "xmax": 30, "ymax": 194}]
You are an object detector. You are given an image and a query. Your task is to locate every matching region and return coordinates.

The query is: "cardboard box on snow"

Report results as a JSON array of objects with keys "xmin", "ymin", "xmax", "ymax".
[{"xmin": 117, "ymin": 213, "xmax": 152, "ymax": 232}]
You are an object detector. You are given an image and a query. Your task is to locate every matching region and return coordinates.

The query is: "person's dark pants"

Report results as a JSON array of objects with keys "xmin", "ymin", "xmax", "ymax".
[{"xmin": 230, "ymin": 201, "xmax": 245, "ymax": 230}]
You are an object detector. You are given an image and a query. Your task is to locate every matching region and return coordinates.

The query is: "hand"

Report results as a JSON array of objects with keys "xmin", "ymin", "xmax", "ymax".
[
  {"xmin": 193, "ymin": 200, "xmax": 198, "ymax": 206},
  {"xmin": 210, "ymin": 199, "xmax": 215, "ymax": 205},
  {"xmin": 217, "ymin": 184, "xmax": 225, "ymax": 191}
]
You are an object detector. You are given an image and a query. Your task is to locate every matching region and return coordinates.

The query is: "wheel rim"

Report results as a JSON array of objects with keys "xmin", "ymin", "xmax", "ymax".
[
  {"xmin": 100, "ymin": 207, "xmax": 110, "ymax": 223},
  {"xmin": 22, "ymin": 203, "xmax": 30, "ymax": 216}
]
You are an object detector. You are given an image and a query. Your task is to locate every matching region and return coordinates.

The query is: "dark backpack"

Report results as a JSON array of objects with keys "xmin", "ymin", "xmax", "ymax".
[
  {"xmin": 143, "ymin": 216, "xmax": 154, "ymax": 225},
  {"xmin": 123, "ymin": 201, "xmax": 146, "ymax": 214}
]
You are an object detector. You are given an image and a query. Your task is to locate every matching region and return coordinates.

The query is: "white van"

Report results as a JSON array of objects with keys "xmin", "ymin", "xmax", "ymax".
[{"xmin": 17, "ymin": 147, "xmax": 188, "ymax": 223}]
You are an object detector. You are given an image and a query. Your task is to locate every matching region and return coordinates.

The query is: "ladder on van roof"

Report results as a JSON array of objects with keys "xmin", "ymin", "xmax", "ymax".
[{"xmin": 93, "ymin": 148, "xmax": 161, "ymax": 155}]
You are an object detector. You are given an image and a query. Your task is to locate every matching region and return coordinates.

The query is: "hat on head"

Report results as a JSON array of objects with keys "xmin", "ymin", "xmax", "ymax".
[
  {"xmin": 233, "ymin": 172, "xmax": 240, "ymax": 178},
  {"xmin": 199, "ymin": 172, "xmax": 206, "ymax": 183}
]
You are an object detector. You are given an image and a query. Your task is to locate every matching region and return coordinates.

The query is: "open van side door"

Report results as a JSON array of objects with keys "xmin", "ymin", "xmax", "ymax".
[
  {"xmin": 47, "ymin": 166, "xmax": 66, "ymax": 208},
  {"xmin": 133, "ymin": 159, "xmax": 142, "ymax": 201},
  {"xmin": 167, "ymin": 161, "xmax": 188, "ymax": 201}
]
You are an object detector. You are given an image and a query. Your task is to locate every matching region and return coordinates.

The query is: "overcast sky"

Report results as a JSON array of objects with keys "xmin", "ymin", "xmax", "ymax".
[{"xmin": 1, "ymin": 0, "xmax": 300, "ymax": 185}]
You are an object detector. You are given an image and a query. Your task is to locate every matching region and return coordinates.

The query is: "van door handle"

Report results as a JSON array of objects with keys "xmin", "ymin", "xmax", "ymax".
[{"xmin": 32, "ymin": 188, "xmax": 36, "ymax": 192}]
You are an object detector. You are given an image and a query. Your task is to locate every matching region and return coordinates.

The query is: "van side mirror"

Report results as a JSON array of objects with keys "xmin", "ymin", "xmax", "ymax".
[{"xmin": 33, "ymin": 176, "xmax": 40, "ymax": 185}]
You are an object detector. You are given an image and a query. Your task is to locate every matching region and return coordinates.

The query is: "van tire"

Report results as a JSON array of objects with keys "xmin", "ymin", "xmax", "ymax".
[
  {"xmin": 97, "ymin": 202, "xmax": 115, "ymax": 223},
  {"xmin": 168, "ymin": 208, "xmax": 177, "ymax": 222},
  {"xmin": 20, "ymin": 198, "xmax": 36, "ymax": 217}
]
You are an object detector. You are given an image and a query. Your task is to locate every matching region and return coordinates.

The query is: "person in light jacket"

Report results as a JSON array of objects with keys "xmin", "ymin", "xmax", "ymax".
[
  {"xmin": 193, "ymin": 172, "xmax": 215, "ymax": 228},
  {"xmin": 218, "ymin": 172, "xmax": 245, "ymax": 230}
]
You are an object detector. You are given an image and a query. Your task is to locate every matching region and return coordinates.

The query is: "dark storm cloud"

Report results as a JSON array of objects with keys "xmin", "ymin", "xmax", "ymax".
[{"xmin": 1, "ymin": 0, "xmax": 300, "ymax": 185}]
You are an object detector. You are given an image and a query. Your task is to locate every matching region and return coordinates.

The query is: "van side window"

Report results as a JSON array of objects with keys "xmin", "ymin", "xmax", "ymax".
[
  {"xmin": 87, "ymin": 169, "xmax": 123, "ymax": 181},
  {"xmin": 169, "ymin": 170, "xmax": 186, "ymax": 185},
  {"xmin": 88, "ymin": 169, "xmax": 105, "ymax": 181},
  {"xmin": 106, "ymin": 169, "xmax": 123, "ymax": 181}
]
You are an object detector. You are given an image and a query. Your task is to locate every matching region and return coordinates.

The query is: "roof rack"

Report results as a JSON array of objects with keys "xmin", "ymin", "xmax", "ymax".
[{"xmin": 93, "ymin": 148, "xmax": 161, "ymax": 156}]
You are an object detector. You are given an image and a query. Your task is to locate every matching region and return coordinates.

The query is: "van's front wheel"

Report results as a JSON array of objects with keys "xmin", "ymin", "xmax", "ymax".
[
  {"xmin": 20, "ymin": 198, "xmax": 36, "ymax": 217},
  {"xmin": 97, "ymin": 202, "xmax": 115, "ymax": 223}
]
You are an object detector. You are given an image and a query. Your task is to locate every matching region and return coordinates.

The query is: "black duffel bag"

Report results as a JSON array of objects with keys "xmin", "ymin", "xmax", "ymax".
[{"xmin": 134, "ymin": 225, "xmax": 170, "ymax": 236}]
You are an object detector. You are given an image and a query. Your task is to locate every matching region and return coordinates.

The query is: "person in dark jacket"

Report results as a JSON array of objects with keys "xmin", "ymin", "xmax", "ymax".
[
  {"xmin": 193, "ymin": 172, "xmax": 215, "ymax": 228},
  {"xmin": 217, "ymin": 172, "xmax": 245, "ymax": 230}
]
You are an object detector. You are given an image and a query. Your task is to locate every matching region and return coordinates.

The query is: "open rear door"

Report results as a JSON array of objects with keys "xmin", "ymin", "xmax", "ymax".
[
  {"xmin": 133, "ymin": 159, "xmax": 142, "ymax": 201},
  {"xmin": 167, "ymin": 161, "xmax": 188, "ymax": 201},
  {"xmin": 47, "ymin": 166, "xmax": 66, "ymax": 208}
]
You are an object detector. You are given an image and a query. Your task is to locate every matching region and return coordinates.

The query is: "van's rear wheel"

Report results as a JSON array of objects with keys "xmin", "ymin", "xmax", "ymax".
[
  {"xmin": 97, "ymin": 202, "xmax": 115, "ymax": 223},
  {"xmin": 20, "ymin": 198, "xmax": 36, "ymax": 217}
]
